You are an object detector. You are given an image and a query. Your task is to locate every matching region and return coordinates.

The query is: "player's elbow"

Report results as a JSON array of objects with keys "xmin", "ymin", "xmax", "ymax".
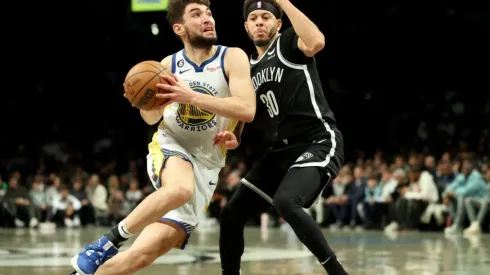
[
  {"xmin": 241, "ymin": 106, "xmax": 255, "ymax": 123},
  {"xmin": 314, "ymin": 38, "xmax": 326, "ymax": 52},
  {"xmin": 304, "ymin": 38, "xmax": 326, "ymax": 57},
  {"xmin": 241, "ymin": 112, "xmax": 254, "ymax": 123}
]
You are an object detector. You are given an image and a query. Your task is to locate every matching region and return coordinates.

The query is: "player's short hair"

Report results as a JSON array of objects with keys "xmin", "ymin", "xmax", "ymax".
[
  {"xmin": 243, "ymin": 0, "xmax": 283, "ymax": 20},
  {"xmin": 167, "ymin": 0, "xmax": 211, "ymax": 25}
]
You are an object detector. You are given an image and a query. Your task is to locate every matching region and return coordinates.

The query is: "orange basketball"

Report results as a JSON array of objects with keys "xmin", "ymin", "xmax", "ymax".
[{"xmin": 123, "ymin": 60, "xmax": 169, "ymax": 111}]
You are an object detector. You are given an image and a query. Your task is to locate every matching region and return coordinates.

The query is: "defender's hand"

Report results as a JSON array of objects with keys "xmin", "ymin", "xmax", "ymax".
[
  {"xmin": 156, "ymin": 74, "xmax": 197, "ymax": 105},
  {"xmin": 213, "ymin": 131, "xmax": 239, "ymax": 150}
]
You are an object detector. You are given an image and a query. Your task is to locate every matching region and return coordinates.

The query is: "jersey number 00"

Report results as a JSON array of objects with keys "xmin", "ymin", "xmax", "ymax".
[{"xmin": 260, "ymin": 90, "xmax": 279, "ymax": 118}]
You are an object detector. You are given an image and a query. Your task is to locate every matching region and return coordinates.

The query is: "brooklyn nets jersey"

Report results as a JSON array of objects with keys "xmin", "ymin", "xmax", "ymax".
[
  {"xmin": 248, "ymin": 27, "xmax": 337, "ymax": 148},
  {"xmin": 154, "ymin": 45, "xmax": 237, "ymax": 168}
]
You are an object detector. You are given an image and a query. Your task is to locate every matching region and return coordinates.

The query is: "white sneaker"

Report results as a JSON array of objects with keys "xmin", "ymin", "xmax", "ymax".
[
  {"xmin": 384, "ymin": 222, "xmax": 399, "ymax": 232},
  {"xmin": 64, "ymin": 218, "xmax": 74, "ymax": 228},
  {"xmin": 14, "ymin": 219, "xmax": 25, "ymax": 228},
  {"xmin": 463, "ymin": 222, "xmax": 481, "ymax": 236},
  {"xmin": 29, "ymin": 218, "xmax": 39, "ymax": 228},
  {"xmin": 73, "ymin": 216, "xmax": 81, "ymax": 227},
  {"xmin": 444, "ymin": 225, "xmax": 461, "ymax": 235}
]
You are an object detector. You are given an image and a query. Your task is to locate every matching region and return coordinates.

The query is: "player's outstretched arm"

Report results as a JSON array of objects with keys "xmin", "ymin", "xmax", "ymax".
[
  {"xmin": 139, "ymin": 55, "xmax": 172, "ymax": 125},
  {"xmin": 277, "ymin": 0, "xmax": 325, "ymax": 57}
]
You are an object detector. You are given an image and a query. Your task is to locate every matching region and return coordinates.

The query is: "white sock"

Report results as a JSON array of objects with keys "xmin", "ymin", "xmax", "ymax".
[{"xmin": 118, "ymin": 221, "xmax": 133, "ymax": 239}]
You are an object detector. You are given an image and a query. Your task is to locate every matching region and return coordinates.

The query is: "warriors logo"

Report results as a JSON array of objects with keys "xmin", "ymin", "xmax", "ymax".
[{"xmin": 176, "ymin": 82, "xmax": 218, "ymax": 131}]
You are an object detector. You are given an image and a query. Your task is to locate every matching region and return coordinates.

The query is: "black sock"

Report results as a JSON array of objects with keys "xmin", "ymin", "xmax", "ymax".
[{"xmin": 104, "ymin": 226, "xmax": 128, "ymax": 248}]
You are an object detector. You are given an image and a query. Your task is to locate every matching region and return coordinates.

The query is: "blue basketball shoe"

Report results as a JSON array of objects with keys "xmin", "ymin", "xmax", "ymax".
[{"xmin": 71, "ymin": 236, "xmax": 119, "ymax": 275}]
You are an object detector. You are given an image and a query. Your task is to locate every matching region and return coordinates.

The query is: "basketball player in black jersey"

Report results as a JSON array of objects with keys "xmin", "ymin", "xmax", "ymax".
[{"xmin": 219, "ymin": 1, "xmax": 347, "ymax": 275}]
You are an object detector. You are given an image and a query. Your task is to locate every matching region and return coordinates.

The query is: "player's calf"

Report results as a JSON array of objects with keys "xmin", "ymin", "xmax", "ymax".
[{"xmin": 91, "ymin": 222, "xmax": 185, "ymax": 275}]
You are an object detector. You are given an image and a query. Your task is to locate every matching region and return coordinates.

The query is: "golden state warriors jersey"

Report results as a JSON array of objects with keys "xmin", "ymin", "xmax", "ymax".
[{"xmin": 155, "ymin": 45, "xmax": 236, "ymax": 168}]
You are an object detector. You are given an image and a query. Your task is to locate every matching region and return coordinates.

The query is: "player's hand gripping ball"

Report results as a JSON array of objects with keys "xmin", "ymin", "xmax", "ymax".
[{"xmin": 123, "ymin": 61, "xmax": 170, "ymax": 110}]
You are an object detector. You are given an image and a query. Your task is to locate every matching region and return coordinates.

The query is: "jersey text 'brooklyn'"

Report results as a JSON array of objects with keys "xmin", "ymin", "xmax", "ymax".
[{"xmin": 248, "ymin": 27, "xmax": 337, "ymax": 146}]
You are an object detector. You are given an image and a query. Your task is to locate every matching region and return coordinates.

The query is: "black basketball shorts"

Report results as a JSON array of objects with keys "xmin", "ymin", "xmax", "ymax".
[{"xmin": 241, "ymin": 130, "xmax": 344, "ymax": 205}]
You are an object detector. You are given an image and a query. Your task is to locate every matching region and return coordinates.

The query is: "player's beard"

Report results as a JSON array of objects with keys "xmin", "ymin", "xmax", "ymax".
[
  {"xmin": 185, "ymin": 26, "xmax": 217, "ymax": 49},
  {"xmin": 248, "ymin": 25, "xmax": 277, "ymax": 47}
]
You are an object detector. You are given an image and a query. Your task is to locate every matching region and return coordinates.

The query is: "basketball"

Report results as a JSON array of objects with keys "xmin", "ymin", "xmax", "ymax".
[{"xmin": 123, "ymin": 60, "xmax": 169, "ymax": 111}]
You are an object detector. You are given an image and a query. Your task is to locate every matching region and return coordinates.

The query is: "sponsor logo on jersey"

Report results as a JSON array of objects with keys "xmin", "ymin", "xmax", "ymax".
[
  {"xmin": 176, "ymin": 81, "xmax": 218, "ymax": 131},
  {"xmin": 206, "ymin": 65, "xmax": 221, "ymax": 72}
]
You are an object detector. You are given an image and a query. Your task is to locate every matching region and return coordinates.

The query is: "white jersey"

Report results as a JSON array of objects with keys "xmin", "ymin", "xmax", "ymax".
[{"xmin": 154, "ymin": 45, "xmax": 236, "ymax": 169}]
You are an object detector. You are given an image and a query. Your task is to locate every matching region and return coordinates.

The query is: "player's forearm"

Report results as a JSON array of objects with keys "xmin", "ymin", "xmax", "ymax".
[
  {"xmin": 140, "ymin": 109, "xmax": 163, "ymax": 125},
  {"xmin": 279, "ymin": 0, "xmax": 325, "ymax": 50},
  {"xmin": 191, "ymin": 93, "xmax": 255, "ymax": 122}
]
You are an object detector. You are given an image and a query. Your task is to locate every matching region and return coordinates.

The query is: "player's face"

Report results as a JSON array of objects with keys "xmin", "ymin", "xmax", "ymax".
[
  {"xmin": 181, "ymin": 4, "xmax": 217, "ymax": 48},
  {"xmin": 245, "ymin": 10, "xmax": 281, "ymax": 47}
]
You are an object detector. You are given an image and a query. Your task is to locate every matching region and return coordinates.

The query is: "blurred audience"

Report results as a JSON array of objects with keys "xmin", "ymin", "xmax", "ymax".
[{"xmin": 1, "ymin": 148, "xmax": 489, "ymax": 237}]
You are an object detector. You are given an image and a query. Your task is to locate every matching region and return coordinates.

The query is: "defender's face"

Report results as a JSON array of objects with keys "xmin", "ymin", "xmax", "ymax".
[
  {"xmin": 181, "ymin": 3, "xmax": 217, "ymax": 47},
  {"xmin": 245, "ymin": 10, "xmax": 281, "ymax": 47}
]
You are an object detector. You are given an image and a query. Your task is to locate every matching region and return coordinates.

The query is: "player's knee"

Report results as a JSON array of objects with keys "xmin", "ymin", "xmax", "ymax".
[
  {"xmin": 168, "ymin": 184, "xmax": 194, "ymax": 206},
  {"xmin": 127, "ymin": 249, "xmax": 159, "ymax": 271},
  {"xmin": 273, "ymin": 192, "xmax": 303, "ymax": 216}
]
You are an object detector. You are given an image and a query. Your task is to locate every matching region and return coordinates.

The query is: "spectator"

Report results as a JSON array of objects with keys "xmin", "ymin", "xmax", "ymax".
[
  {"xmin": 434, "ymin": 159, "xmax": 456, "ymax": 192},
  {"xmin": 362, "ymin": 176, "xmax": 382, "ymax": 228},
  {"xmin": 384, "ymin": 168, "xmax": 410, "ymax": 232},
  {"xmin": 325, "ymin": 173, "xmax": 352, "ymax": 230},
  {"xmin": 45, "ymin": 175, "xmax": 61, "ymax": 208},
  {"xmin": 424, "ymin": 155, "xmax": 437, "ymax": 178},
  {"xmin": 378, "ymin": 168, "xmax": 398, "ymax": 202},
  {"xmin": 85, "ymin": 174, "xmax": 108, "ymax": 225},
  {"xmin": 462, "ymin": 165, "xmax": 490, "ymax": 235},
  {"xmin": 371, "ymin": 168, "xmax": 398, "ymax": 228},
  {"xmin": 107, "ymin": 175, "xmax": 128, "ymax": 225},
  {"xmin": 346, "ymin": 165, "xmax": 366, "ymax": 229},
  {"xmin": 402, "ymin": 166, "xmax": 439, "ymax": 229},
  {"xmin": 443, "ymin": 159, "xmax": 488, "ymax": 235},
  {"xmin": 71, "ymin": 178, "xmax": 95, "ymax": 226},
  {"xmin": 125, "ymin": 179, "xmax": 143, "ymax": 211},
  {"xmin": 29, "ymin": 177, "xmax": 49, "ymax": 222},
  {"xmin": 1, "ymin": 176, "xmax": 39, "ymax": 228},
  {"xmin": 52, "ymin": 184, "xmax": 82, "ymax": 227}
]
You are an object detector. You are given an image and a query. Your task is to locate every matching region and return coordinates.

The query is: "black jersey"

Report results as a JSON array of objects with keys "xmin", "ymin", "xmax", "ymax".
[{"xmin": 248, "ymin": 27, "xmax": 337, "ymax": 148}]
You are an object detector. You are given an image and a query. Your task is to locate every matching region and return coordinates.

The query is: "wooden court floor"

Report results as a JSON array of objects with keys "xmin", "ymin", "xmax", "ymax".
[{"xmin": 0, "ymin": 225, "xmax": 488, "ymax": 275}]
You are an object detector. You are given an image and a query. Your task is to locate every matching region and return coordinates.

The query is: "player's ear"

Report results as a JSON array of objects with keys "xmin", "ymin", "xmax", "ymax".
[
  {"xmin": 173, "ymin": 23, "xmax": 185, "ymax": 37},
  {"xmin": 244, "ymin": 21, "xmax": 249, "ymax": 33},
  {"xmin": 276, "ymin": 19, "xmax": 282, "ymax": 32}
]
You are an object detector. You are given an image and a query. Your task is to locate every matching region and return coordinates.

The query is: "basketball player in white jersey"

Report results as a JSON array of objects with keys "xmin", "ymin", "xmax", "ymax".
[{"xmin": 69, "ymin": 1, "xmax": 255, "ymax": 275}]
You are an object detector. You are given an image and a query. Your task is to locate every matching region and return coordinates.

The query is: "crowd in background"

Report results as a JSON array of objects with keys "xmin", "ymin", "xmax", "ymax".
[{"xmin": 2, "ymin": 142, "xmax": 489, "ymax": 238}]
